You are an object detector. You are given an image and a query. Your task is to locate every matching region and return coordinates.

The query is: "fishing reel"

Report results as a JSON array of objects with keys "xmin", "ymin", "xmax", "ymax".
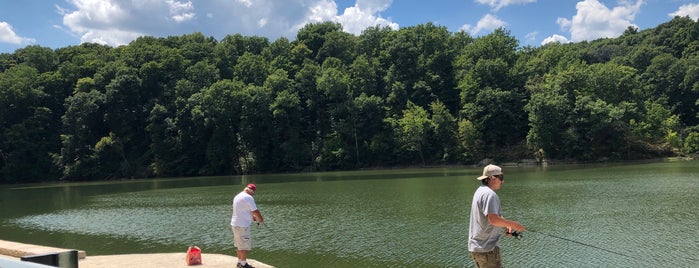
[{"xmin": 507, "ymin": 230, "xmax": 522, "ymax": 239}]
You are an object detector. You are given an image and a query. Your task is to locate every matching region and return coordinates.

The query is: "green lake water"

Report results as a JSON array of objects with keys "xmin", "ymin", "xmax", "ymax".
[{"xmin": 1, "ymin": 160, "xmax": 697, "ymax": 267}]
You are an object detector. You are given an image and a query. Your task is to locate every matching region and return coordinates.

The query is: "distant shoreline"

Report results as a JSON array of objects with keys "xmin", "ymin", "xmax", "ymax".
[{"xmin": 1, "ymin": 157, "xmax": 694, "ymax": 186}]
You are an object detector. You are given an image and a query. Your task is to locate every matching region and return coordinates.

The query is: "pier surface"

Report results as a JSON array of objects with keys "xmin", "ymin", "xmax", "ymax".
[{"xmin": 0, "ymin": 240, "xmax": 273, "ymax": 268}]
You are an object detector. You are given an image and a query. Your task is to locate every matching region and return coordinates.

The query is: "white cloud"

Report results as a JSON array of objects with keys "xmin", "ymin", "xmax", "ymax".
[
  {"xmin": 0, "ymin": 21, "xmax": 36, "ymax": 45},
  {"xmin": 337, "ymin": 1, "xmax": 399, "ymax": 34},
  {"xmin": 258, "ymin": 18, "xmax": 268, "ymax": 28},
  {"xmin": 295, "ymin": 0, "xmax": 398, "ymax": 35},
  {"xmin": 305, "ymin": 0, "xmax": 338, "ymax": 23},
  {"xmin": 55, "ymin": 4, "xmax": 70, "ymax": 16},
  {"xmin": 167, "ymin": 0, "xmax": 195, "ymax": 23},
  {"xmin": 524, "ymin": 31, "xmax": 537, "ymax": 43},
  {"xmin": 460, "ymin": 14, "xmax": 507, "ymax": 35},
  {"xmin": 556, "ymin": 17, "xmax": 571, "ymax": 30},
  {"xmin": 237, "ymin": 0, "xmax": 253, "ymax": 8},
  {"xmin": 57, "ymin": 0, "xmax": 400, "ymax": 48},
  {"xmin": 59, "ymin": 0, "xmax": 196, "ymax": 47},
  {"xmin": 62, "ymin": 0, "xmax": 142, "ymax": 46},
  {"xmin": 79, "ymin": 29, "xmax": 144, "ymax": 46},
  {"xmin": 557, "ymin": 0, "xmax": 643, "ymax": 42},
  {"xmin": 541, "ymin": 34, "xmax": 570, "ymax": 45},
  {"xmin": 474, "ymin": 0, "xmax": 537, "ymax": 11},
  {"xmin": 669, "ymin": 3, "xmax": 699, "ymax": 20}
]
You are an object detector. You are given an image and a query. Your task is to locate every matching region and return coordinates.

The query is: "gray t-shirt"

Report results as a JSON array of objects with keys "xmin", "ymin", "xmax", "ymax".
[{"xmin": 469, "ymin": 185, "xmax": 503, "ymax": 252}]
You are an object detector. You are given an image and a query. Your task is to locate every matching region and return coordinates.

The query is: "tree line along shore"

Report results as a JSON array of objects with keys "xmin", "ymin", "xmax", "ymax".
[{"xmin": 1, "ymin": 17, "xmax": 698, "ymax": 183}]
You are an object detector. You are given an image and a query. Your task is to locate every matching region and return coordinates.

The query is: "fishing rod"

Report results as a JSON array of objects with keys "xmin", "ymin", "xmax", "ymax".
[
  {"xmin": 508, "ymin": 229, "xmax": 632, "ymax": 258},
  {"xmin": 258, "ymin": 222, "xmax": 285, "ymax": 241},
  {"xmin": 509, "ymin": 229, "xmax": 699, "ymax": 263}
]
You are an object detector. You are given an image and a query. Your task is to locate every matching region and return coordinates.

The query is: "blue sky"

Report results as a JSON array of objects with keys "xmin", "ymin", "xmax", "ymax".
[{"xmin": 1, "ymin": 0, "xmax": 698, "ymax": 54}]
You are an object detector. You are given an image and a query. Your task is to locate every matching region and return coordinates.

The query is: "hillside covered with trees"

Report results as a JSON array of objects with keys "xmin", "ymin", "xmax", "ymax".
[{"xmin": 1, "ymin": 17, "xmax": 698, "ymax": 183}]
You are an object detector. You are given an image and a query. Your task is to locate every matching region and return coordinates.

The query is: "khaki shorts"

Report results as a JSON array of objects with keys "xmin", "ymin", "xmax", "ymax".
[
  {"xmin": 232, "ymin": 226, "xmax": 252, "ymax": 250},
  {"xmin": 470, "ymin": 246, "xmax": 502, "ymax": 268}
]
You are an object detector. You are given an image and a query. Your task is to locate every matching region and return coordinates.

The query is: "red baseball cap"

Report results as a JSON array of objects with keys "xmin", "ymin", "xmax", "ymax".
[{"xmin": 246, "ymin": 183, "xmax": 256, "ymax": 191}]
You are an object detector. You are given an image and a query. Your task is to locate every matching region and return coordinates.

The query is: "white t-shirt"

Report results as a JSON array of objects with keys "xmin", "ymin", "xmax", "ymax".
[
  {"xmin": 468, "ymin": 185, "xmax": 503, "ymax": 252},
  {"xmin": 231, "ymin": 191, "xmax": 258, "ymax": 227}
]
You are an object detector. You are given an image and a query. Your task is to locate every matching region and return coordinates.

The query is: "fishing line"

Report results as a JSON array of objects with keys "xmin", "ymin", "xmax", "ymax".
[
  {"xmin": 259, "ymin": 222, "xmax": 285, "ymax": 241},
  {"xmin": 513, "ymin": 229, "xmax": 699, "ymax": 263},
  {"xmin": 526, "ymin": 229, "xmax": 633, "ymax": 258}
]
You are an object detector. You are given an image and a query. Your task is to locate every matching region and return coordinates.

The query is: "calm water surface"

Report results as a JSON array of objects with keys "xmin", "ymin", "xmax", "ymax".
[{"xmin": 1, "ymin": 160, "xmax": 697, "ymax": 267}]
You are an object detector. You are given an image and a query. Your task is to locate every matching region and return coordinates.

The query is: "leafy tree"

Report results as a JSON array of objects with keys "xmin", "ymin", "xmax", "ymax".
[
  {"xmin": 293, "ymin": 61, "xmax": 322, "ymax": 167},
  {"xmin": 411, "ymin": 23, "xmax": 460, "ymax": 111},
  {"xmin": 264, "ymin": 37, "xmax": 295, "ymax": 75},
  {"xmin": 234, "ymin": 52, "xmax": 269, "ymax": 86},
  {"xmin": 213, "ymin": 34, "xmax": 247, "ymax": 79},
  {"xmin": 91, "ymin": 132, "xmax": 128, "ymax": 179},
  {"xmin": 2, "ymin": 18, "xmax": 699, "ymax": 183},
  {"xmin": 683, "ymin": 131, "xmax": 699, "ymax": 154},
  {"xmin": 317, "ymin": 62, "xmax": 354, "ymax": 169},
  {"xmin": 269, "ymin": 89, "xmax": 308, "ymax": 170},
  {"xmin": 396, "ymin": 101, "xmax": 431, "ymax": 165},
  {"xmin": 214, "ymin": 34, "xmax": 270, "ymax": 79},
  {"xmin": 358, "ymin": 26, "xmax": 393, "ymax": 59},
  {"xmin": 0, "ymin": 65, "xmax": 61, "ymax": 182},
  {"xmin": 1, "ymin": 107, "xmax": 58, "ymax": 182},
  {"xmin": 14, "ymin": 45, "xmax": 58, "ymax": 73},
  {"xmin": 170, "ymin": 79, "xmax": 209, "ymax": 175},
  {"xmin": 525, "ymin": 78, "xmax": 574, "ymax": 159},
  {"xmin": 176, "ymin": 32, "xmax": 218, "ymax": 63},
  {"xmin": 195, "ymin": 79, "xmax": 244, "ymax": 174},
  {"xmin": 462, "ymin": 87, "xmax": 527, "ymax": 156},
  {"xmin": 56, "ymin": 90, "xmax": 106, "ymax": 179},
  {"xmin": 55, "ymin": 43, "xmax": 114, "ymax": 81},
  {"xmin": 630, "ymin": 98, "xmax": 679, "ymax": 143},
  {"xmin": 236, "ymin": 84, "xmax": 274, "ymax": 172},
  {"xmin": 429, "ymin": 100, "xmax": 458, "ymax": 162},
  {"xmin": 456, "ymin": 28, "xmax": 528, "ymax": 159},
  {"xmin": 643, "ymin": 53, "xmax": 699, "ymax": 126},
  {"xmin": 146, "ymin": 103, "xmax": 178, "ymax": 176},
  {"xmin": 0, "ymin": 65, "xmax": 42, "ymax": 129},
  {"xmin": 350, "ymin": 55, "xmax": 382, "ymax": 97},
  {"xmin": 384, "ymin": 67, "xmax": 408, "ymax": 113},
  {"xmin": 296, "ymin": 22, "xmax": 343, "ymax": 59},
  {"xmin": 121, "ymin": 36, "xmax": 168, "ymax": 67},
  {"xmin": 264, "ymin": 69, "xmax": 293, "ymax": 94},
  {"xmin": 15, "ymin": 45, "xmax": 58, "ymax": 73},
  {"xmin": 352, "ymin": 93, "xmax": 388, "ymax": 166},
  {"xmin": 186, "ymin": 60, "xmax": 220, "ymax": 89},
  {"xmin": 457, "ymin": 118, "xmax": 481, "ymax": 163},
  {"xmin": 317, "ymin": 30, "xmax": 357, "ymax": 65},
  {"xmin": 380, "ymin": 29, "xmax": 423, "ymax": 105}
]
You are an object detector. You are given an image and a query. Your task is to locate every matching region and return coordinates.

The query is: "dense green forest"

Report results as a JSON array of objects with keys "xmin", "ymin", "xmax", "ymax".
[{"xmin": 1, "ymin": 17, "xmax": 698, "ymax": 183}]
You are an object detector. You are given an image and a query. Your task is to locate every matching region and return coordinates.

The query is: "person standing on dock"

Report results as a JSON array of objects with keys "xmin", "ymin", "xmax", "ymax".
[
  {"xmin": 468, "ymin": 164, "xmax": 526, "ymax": 268},
  {"xmin": 231, "ymin": 183, "xmax": 264, "ymax": 268}
]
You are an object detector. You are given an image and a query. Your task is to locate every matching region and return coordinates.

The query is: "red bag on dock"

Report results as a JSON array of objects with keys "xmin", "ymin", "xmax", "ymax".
[{"xmin": 186, "ymin": 246, "xmax": 202, "ymax": 265}]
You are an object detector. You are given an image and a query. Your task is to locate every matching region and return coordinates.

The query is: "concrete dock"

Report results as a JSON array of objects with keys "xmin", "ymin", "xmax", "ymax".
[
  {"xmin": 0, "ymin": 240, "xmax": 87, "ymax": 260},
  {"xmin": 0, "ymin": 240, "xmax": 274, "ymax": 268}
]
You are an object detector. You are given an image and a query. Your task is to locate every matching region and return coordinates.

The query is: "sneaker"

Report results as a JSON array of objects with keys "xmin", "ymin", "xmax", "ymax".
[{"xmin": 237, "ymin": 263, "xmax": 255, "ymax": 268}]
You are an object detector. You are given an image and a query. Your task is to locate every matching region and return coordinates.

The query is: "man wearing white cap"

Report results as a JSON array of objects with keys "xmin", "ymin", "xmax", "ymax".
[
  {"xmin": 469, "ymin": 164, "xmax": 525, "ymax": 268},
  {"xmin": 231, "ymin": 183, "xmax": 264, "ymax": 268}
]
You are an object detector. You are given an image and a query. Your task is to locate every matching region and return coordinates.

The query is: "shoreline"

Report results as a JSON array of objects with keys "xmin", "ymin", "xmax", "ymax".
[{"xmin": 1, "ymin": 157, "xmax": 694, "ymax": 186}]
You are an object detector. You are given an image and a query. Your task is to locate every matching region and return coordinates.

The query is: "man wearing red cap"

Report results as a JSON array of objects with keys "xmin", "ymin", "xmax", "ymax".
[{"xmin": 231, "ymin": 183, "xmax": 264, "ymax": 268}]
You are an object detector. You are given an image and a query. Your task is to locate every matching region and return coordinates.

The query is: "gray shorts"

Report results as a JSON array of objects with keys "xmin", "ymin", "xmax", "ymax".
[{"xmin": 232, "ymin": 226, "xmax": 252, "ymax": 250}]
